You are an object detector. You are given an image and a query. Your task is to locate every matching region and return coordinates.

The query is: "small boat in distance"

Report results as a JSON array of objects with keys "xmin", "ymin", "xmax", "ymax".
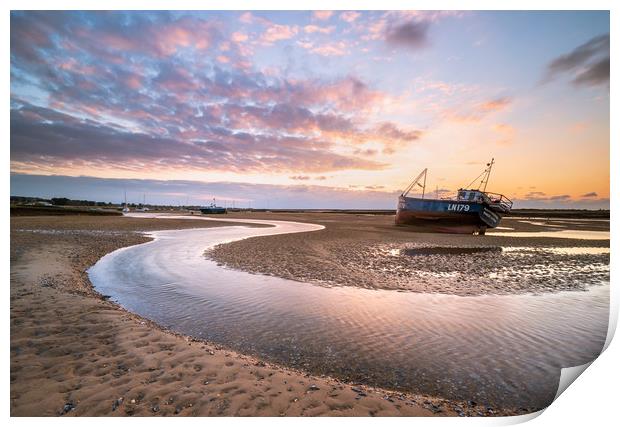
[
  {"xmin": 200, "ymin": 198, "xmax": 226, "ymax": 214},
  {"xmin": 122, "ymin": 190, "xmax": 130, "ymax": 213},
  {"xmin": 395, "ymin": 159, "xmax": 513, "ymax": 234}
]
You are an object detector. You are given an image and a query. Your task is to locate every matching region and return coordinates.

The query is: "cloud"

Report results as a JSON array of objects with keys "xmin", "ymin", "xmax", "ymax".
[
  {"xmin": 479, "ymin": 97, "xmax": 511, "ymax": 112},
  {"xmin": 370, "ymin": 123, "xmax": 422, "ymax": 153},
  {"xmin": 354, "ymin": 148, "xmax": 378, "ymax": 156},
  {"xmin": 10, "ymin": 101, "xmax": 386, "ymax": 175},
  {"xmin": 513, "ymin": 191, "xmax": 609, "ymax": 209},
  {"xmin": 239, "ymin": 12, "xmax": 253, "ymax": 24},
  {"xmin": 309, "ymin": 41, "xmax": 348, "ymax": 56},
  {"xmin": 313, "ymin": 11, "xmax": 333, "ymax": 21},
  {"xmin": 231, "ymin": 31, "xmax": 248, "ymax": 42},
  {"xmin": 573, "ymin": 56, "xmax": 609, "ymax": 86},
  {"xmin": 522, "ymin": 191, "xmax": 571, "ymax": 202},
  {"xmin": 10, "ymin": 11, "xmax": 426, "ymax": 175},
  {"xmin": 443, "ymin": 97, "xmax": 512, "ymax": 123},
  {"xmin": 544, "ymin": 33, "xmax": 609, "ymax": 87},
  {"xmin": 385, "ymin": 20, "xmax": 430, "ymax": 49},
  {"xmin": 10, "ymin": 11, "xmax": 422, "ymax": 180},
  {"xmin": 303, "ymin": 25, "xmax": 334, "ymax": 34},
  {"xmin": 581, "ymin": 192, "xmax": 598, "ymax": 198},
  {"xmin": 260, "ymin": 24, "xmax": 298, "ymax": 44},
  {"xmin": 525, "ymin": 191, "xmax": 547, "ymax": 198},
  {"xmin": 290, "ymin": 175, "xmax": 310, "ymax": 180},
  {"xmin": 340, "ymin": 11, "xmax": 361, "ymax": 23}
]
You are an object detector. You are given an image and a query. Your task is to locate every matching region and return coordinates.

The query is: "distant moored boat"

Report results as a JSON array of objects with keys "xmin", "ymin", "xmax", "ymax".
[
  {"xmin": 200, "ymin": 198, "xmax": 226, "ymax": 214},
  {"xmin": 395, "ymin": 159, "xmax": 513, "ymax": 234}
]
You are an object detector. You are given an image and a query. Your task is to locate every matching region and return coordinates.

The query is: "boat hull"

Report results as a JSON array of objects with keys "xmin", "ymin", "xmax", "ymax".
[
  {"xmin": 200, "ymin": 208, "xmax": 226, "ymax": 214},
  {"xmin": 395, "ymin": 196, "xmax": 502, "ymax": 234}
]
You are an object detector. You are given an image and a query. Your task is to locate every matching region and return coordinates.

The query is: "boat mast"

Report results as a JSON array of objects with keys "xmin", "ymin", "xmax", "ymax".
[
  {"xmin": 402, "ymin": 168, "xmax": 428, "ymax": 197},
  {"xmin": 481, "ymin": 158, "xmax": 494, "ymax": 192}
]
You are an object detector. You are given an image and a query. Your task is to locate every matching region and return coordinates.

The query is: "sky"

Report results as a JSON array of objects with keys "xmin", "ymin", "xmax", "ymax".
[{"xmin": 10, "ymin": 10, "xmax": 610, "ymax": 208}]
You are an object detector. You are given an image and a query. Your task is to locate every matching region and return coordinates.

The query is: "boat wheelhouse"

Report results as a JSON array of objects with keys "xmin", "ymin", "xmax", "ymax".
[{"xmin": 395, "ymin": 159, "xmax": 513, "ymax": 234}]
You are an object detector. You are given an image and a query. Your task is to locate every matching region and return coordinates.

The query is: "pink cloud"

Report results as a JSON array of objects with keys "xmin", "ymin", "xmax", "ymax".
[
  {"xmin": 260, "ymin": 24, "xmax": 299, "ymax": 44},
  {"xmin": 479, "ymin": 97, "xmax": 512, "ymax": 113},
  {"xmin": 231, "ymin": 31, "xmax": 249, "ymax": 42},
  {"xmin": 340, "ymin": 11, "xmax": 361, "ymax": 23},
  {"xmin": 303, "ymin": 25, "xmax": 334, "ymax": 34},
  {"xmin": 443, "ymin": 97, "xmax": 513, "ymax": 123},
  {"xmin": 310, "ymin": 41, "xmax": 348, "ymax": 56},
  {"xmin": 239, "ymin": 12, "xmax": 253, "ymax": 24},
  {"xmin": 313, "ymin": 11, "xmax": 333, "ymax": 21},
  {"xmin": 364, "ymin": 18, "xmax": 387, "ymax": 41},
  {"xmin": 125, "ymin": 75, "xmax": 142, "ymax": 90},
  {"xmin": 58, "ymin": 58, "xmax": 96, "ymax": 75}
]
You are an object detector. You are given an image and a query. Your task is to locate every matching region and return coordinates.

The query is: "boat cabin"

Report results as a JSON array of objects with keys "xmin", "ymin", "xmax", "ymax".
[
  {"xmin": 456, "ymin": 189, "xmax": 513, "ymax": 213},
  {"xmin": 456, "ymin": 189, "xmax": 488, "ymax": 203}
]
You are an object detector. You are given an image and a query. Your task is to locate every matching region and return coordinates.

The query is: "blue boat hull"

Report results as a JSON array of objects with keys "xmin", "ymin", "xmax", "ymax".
[
  {"xmin": 200, "ymin": 207, "xmax": 226, "ymax": 214},
  {"xmin": 395, "ymin": 196, "xmax": 502, "ymax": 233}
]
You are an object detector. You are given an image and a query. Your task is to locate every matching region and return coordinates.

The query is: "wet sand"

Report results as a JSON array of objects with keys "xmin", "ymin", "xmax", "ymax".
[
  {"xmin": 209, "ymin": 213, "xmax": 609, "ymax": 296},
  {"xmin": 10, "ymin": 215, "xmax": 456, "ymax": 417}
]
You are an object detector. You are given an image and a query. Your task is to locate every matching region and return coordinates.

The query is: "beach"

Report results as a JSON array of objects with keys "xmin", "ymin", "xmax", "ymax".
[
  {"xmin": 10, "ymin": 213, "xmax": 609, "ymax": 416},
  {"xmin": 11, "ymin": 215, "xmax": 458, "ymax": 416}
]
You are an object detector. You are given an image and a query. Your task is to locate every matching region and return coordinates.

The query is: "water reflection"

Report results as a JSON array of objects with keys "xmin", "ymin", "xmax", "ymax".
[{"xmin": 487, "ymin": 230, "xmax": 610, "ymax": 240}]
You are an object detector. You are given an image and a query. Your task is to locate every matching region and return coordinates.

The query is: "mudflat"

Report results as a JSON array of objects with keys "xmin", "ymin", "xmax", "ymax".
[
  {"xmin": 209, "ymin": 212, "xmax": 609, "ymax": 296},
  {"xmin": 11, "ymin": 215, "xmax": 459, "ymax": 417}
]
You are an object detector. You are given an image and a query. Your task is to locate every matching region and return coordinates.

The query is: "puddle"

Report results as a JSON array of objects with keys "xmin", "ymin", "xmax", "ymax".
[
  {"xmin": 487, "ymin": 230, "xmax": 609, "ymax": 240},
  {"xmin": 502, "ymin": 247, "xmax": 610, "ymax": 255},
  {"xmin": 518, "ymin": 220, "xmax": 566, "ymax": 228},
  {"xmin": 402, "ymin": 247, "xmax": 502, "ymax": 256}
]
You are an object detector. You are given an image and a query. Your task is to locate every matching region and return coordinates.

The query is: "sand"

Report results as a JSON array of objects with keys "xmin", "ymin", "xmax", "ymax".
[
  {"xmin": 209, "ymin": 213, "xmax": 609, "ymax": 296},
  {"xmin": 11, "ymin": 215, "xmax": 468, "ymax": 417},
  {"xmin": 12, "ymin": 212, "xmax": 606, "ymax": 416}
]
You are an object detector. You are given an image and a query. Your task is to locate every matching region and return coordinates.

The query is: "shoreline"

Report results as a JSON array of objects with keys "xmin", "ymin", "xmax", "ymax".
[{"xmin": 11, "ymin": 215, "xmax": 486, "ymax": 416}]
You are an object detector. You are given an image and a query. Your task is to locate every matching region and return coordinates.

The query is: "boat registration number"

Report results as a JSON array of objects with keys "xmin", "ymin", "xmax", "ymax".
[{"xmin": 447, "ymin": 204, "xmax": 470, "ymax": 212}]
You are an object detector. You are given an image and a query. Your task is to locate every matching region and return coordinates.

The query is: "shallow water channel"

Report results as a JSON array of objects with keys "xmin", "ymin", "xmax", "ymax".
[{"xmin": 88, "ymin": 215, "xmax": 609, "ymax": 410}]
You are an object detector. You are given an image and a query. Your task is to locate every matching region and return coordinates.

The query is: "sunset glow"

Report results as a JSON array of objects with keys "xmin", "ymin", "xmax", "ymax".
[{"xmin": 10, "ymin": 11, "xmax": 609, "ymax": 208}]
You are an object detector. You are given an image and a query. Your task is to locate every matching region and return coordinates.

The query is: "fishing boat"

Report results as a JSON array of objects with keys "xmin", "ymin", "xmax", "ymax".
[
  {"xmin": 395, "ymin": 159, "xmax": 513, "ymax": 234},
  {"xmin": 200, "ymin": 199, "xmax": 226, "ymax": 214}
]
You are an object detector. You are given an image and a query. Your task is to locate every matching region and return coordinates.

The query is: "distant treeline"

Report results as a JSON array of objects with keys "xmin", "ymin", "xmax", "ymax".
[
  {"xmin": 506, "ymin": 209, "xmax": 610, "ymax": 219},
  {"xmin": 11, "ymin": 195, "xmax": 196, "ymax": 210},
  {"xmin": 11, "ymin": 196, "xmax": 114, "ymax": 207},
  {"xmin": 10, "ymin": 206, "xmax": 122, "ymax": 217}
]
